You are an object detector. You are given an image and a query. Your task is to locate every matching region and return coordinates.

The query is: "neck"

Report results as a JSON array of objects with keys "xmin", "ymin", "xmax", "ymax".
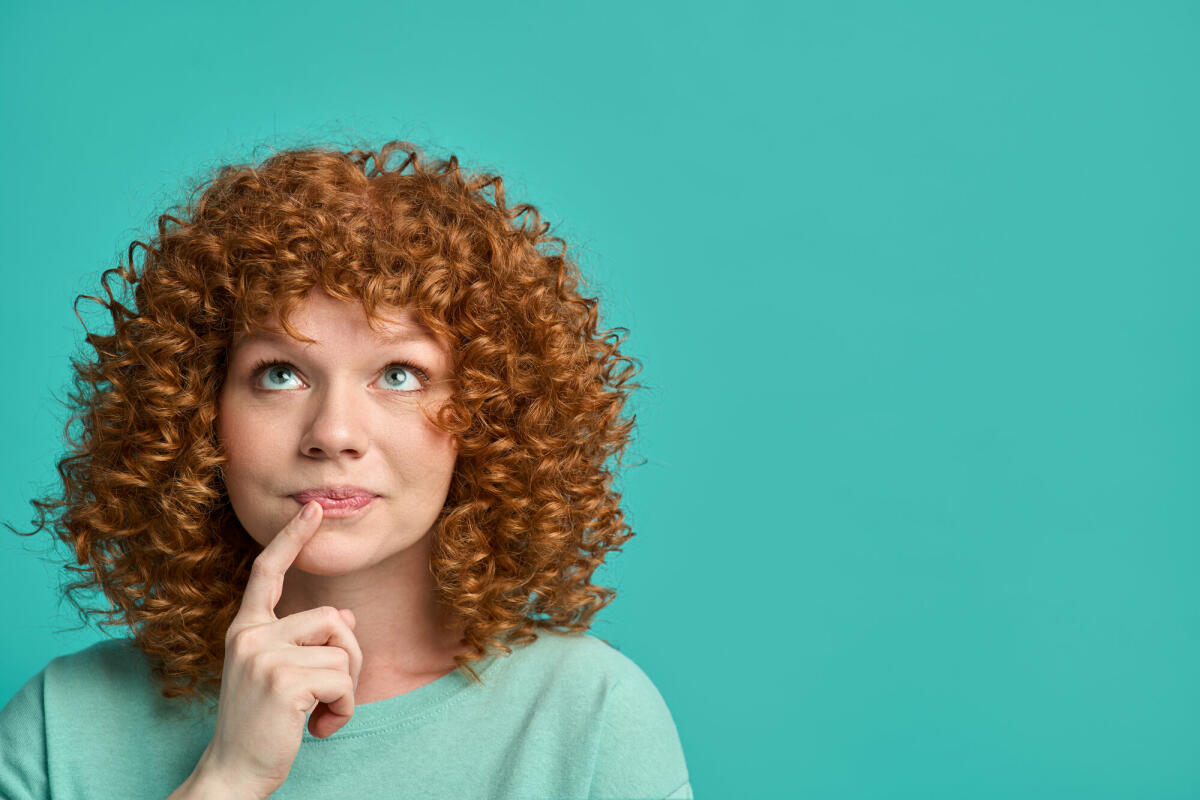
[{"xmin": 273, "ymin": 531, "xmax": 467, "ymax": 704}]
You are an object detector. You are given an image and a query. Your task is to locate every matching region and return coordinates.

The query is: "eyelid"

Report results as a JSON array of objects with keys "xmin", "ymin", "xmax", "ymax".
[{"xmin": 248, "ymin": 359, "xmax": 430, "ymax": 392}]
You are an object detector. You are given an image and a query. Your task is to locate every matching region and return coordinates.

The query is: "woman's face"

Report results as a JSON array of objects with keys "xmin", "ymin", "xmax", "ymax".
[{"xmin": 216, "ymin": 288, "xmax": 458, "ymax": 576}]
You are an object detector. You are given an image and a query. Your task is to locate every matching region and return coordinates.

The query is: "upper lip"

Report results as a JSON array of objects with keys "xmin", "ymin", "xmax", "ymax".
[{"xmin": 291, "ymin": 486, "xmax": 380, "ymax": 501}]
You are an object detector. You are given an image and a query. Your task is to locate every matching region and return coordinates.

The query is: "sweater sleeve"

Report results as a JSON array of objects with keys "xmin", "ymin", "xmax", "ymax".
[
  {"xmin": 588, "ymin": 664, "xmax": 693, "ymax": 800},
  {"xmin": 0, "ymin": 670, "xmax": 51, "ymax": 800}
]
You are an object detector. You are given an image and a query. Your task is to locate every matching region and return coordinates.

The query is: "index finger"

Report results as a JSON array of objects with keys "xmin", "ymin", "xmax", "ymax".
[{"xmin": 234, "ymin": 500, "xmax": 324, "ymax": 627}]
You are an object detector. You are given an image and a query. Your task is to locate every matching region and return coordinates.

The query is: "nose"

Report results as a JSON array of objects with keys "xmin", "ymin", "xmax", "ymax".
[{"xmin": 298, "ymin": 381, "xmax": 370, "ymax": 459}]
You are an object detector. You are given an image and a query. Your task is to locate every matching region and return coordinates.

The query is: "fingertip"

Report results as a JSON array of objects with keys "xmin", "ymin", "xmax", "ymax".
[{"xmin": 301, "ymin": 500, "xmax": 321, "ymax": 521}]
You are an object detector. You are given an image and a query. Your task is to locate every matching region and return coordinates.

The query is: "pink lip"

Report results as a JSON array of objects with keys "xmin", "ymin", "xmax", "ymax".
[{"xmin": 291, "ymin": 487, "xmax": 380, "ymax": 518}]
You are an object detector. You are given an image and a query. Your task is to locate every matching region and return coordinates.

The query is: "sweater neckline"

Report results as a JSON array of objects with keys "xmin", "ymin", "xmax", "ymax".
[{"xmin": 301, "ymin": 651, "xmax": 507, "ymax": 741}]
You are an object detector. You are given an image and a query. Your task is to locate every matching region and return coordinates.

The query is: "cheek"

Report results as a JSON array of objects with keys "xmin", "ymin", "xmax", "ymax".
[
  {"xmin": 394, "ymin": 423, "xmax": 457, "ymax": 487},
  {"xmin": 216, "ymin": 402, "xmax": 245, "ymax": 467},
  {"xmin": 215, "ymin": 399, "xmax": 283, "ymax": 543},
  {"xmin": 416, "ymin": 417, "xmax": 458, "ymax": 467},
  {"xmin": 216, "ymin": 396, "xmax": 273, "ymax": 485}
]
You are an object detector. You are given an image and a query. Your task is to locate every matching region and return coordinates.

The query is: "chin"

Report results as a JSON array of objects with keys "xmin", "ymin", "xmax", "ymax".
[
  {"xmin": 290, "ymin": 528, "xmax": 431, "ymax": 576},
  {"xmin": 289, "ymin": 543, "xmax": 375, "ymax": 576}
]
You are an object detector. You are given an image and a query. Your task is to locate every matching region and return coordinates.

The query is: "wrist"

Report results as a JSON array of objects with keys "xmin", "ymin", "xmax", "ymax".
[
  {"xmin": 184, "ymin": 750, "xmax": 267, "ymax": 800},
  {"xmin": 182, "ymin": 769, "xmax": 263, "ymax": 800}
]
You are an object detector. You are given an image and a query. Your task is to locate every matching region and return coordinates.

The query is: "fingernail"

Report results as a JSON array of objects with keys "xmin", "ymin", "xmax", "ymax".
[{"xmin": 301, "ymin": 501, "xmax": 318, "ymax": 520}]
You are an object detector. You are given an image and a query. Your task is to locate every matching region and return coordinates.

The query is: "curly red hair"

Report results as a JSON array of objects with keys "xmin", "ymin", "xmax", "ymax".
[{"xmin": 11, "ymin": 140, "xmax": 644, "ymax": 704}]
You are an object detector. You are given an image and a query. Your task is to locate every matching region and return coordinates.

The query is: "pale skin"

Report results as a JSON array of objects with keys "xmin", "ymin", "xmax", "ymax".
[
  {"xmin": 182, "ymin": 499, "xmax": 361, "ymax": 799},
  {"xmin": 167, "ymin": 289, "xmax": 475, "ymax": 797},
  {"xmin": 215, "ymin": 287, "xmax": 468, "ymax": 707}
]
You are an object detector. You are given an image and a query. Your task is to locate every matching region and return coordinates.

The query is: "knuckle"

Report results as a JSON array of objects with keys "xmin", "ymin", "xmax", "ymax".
[
  {"xmin": 265, "ymin": 663, "xmax": 294, "ymax": 695},
  {"xmin": 320, "ymin": 606, "xmax": 341, "ymax": 625},
  {"xmin": 245, "ymin": 649, "xmax": 272, "ymax": 678},
  {"xmin": 231, "ymin": 625, "xmax": 262, "ymax": 652},
  {"xmin": 249, "ymin": 557, "xmax": 275, "ymax": 581},
  {"xmin": 225, "ymin": 626, "xmax": 249, "ymax": 655}
]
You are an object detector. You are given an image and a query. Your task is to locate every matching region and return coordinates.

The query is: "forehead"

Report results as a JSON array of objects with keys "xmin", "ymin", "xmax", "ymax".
[{"xmin": 230, "ymin": 291, "xmax": 443, "ymax": 348}]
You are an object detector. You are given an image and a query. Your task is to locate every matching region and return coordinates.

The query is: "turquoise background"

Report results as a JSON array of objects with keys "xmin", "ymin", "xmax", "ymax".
[{"xmin": 2, "ymin": 1, "xmax": 1197, "ymax": 797}]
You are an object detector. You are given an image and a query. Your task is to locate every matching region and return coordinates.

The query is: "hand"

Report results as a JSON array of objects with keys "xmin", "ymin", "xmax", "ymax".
[{"xmin": 191, "ymin": 500, "xmax": 364, "ymax": 799}]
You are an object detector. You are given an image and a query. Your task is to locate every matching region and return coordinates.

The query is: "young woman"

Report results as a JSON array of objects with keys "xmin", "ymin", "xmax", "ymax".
[{"xmin": 0, "ymin": 141, "xmax": 692, "ymax": 799}]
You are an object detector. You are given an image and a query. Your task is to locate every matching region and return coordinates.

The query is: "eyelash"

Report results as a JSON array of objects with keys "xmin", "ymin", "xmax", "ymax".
[{"xmin": 248, "ymin": 359, "xmax": 430, "ymax": 393}]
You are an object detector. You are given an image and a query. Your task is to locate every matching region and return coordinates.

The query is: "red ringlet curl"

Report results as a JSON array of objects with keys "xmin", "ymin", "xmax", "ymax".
[{"xmin": 10, "ymin": 139, "xmax": 645, "ymax": 705}]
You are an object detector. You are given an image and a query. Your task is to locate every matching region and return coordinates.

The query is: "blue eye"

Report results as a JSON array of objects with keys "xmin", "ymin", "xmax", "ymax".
[
  {"xmin": 256, "ymin": 362, "xmax": 302, "ymax": 390},
  {"xmin": 248, "ymin": 360, "xmax": 428, "ymax": 393},
  {"xmin": 380, "ymin": 365, "xmax": 423, "ymax": 391}
]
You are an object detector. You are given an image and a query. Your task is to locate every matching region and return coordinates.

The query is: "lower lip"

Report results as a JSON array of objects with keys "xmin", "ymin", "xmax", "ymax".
[{"xmin": 293, "ymin": 495, "xmax": 379, "ymax": 518}]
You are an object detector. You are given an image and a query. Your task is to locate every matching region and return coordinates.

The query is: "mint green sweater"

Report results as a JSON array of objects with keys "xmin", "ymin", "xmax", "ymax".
[{"xmin": 0, "ymin": 630, "xmax": 692, "ymax": 799}]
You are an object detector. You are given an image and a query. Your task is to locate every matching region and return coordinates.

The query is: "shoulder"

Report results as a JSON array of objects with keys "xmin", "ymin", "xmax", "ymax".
[
  {"xmin": 504, "ymin": 631, "xmax": 692, "ymax": 798},
  {"xmin": 34, "ymin": 637, "xmax": 207, "ymax": 729},
  {"xmin": 2, "ymin": 640, "xmax": 216, "ymax": 798},
  {"xmin": 44, "ymin": 637, "xmax": 149, "ymax": 685},
  {"xmin": 0, "ymin": 638, "xmax": 155, "ymax": 800},
  {"xmin": 3, "ymin": 638, "xmax": 148, "ymax": 708},
  {"xmin": 0, "ymin": 658, "xmax": 49, "ymax": 799},
  {"xmin": 40, "ymin": 638, "xmax": 167, "ymax": 709},
  {"xmin": 509, "ymin": 629, "xmax": 648, "ymax": 682},
  {"xmin": 499, "ymin": 633, "xmax": 667, "ymax": 700}
]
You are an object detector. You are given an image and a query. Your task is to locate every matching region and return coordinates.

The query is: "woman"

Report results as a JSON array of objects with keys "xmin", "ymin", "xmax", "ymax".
[{"xmin": 0, "ymin": 141, "xmax": 692, "ymax": 799}]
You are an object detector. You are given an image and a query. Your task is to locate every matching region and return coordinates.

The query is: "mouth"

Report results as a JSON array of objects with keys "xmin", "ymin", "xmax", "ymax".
[{"xmin": 291, "ymin": 487, "xmax": 380, "ymax": 517}]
